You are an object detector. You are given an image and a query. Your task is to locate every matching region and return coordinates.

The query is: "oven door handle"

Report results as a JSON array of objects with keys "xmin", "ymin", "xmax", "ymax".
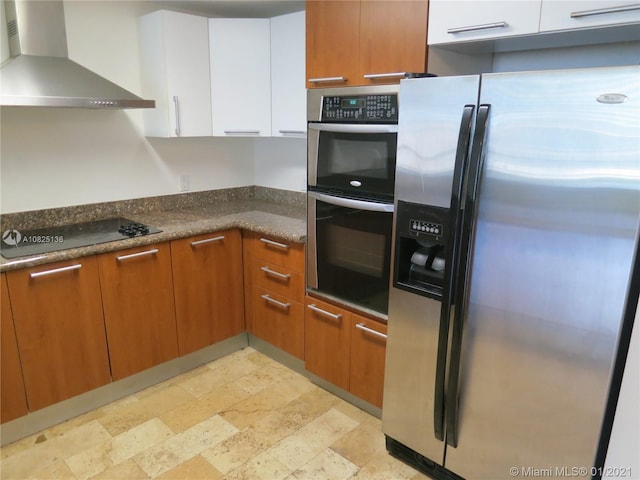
[
  {"xmin": 308, "ymin": 192, "xmax": 394, "ymax": 213},
  {"xmin": 308, "ymin": 123, "xmax": 398, "ymax": 134}
]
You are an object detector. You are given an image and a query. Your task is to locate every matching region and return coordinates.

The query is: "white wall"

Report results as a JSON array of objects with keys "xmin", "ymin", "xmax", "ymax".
[{"xmin": 0, "ymin": 1, "xmax": 304, "ymax": 214}]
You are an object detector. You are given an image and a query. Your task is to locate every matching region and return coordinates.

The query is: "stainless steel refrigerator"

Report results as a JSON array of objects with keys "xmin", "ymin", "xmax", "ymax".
[{"xmin": 382, "ymin": 66, "xmax": 640, "ymax": 480}]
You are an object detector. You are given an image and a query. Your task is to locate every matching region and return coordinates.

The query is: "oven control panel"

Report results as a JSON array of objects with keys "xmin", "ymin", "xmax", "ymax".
[{"xmin": 321, "ymin": 94, "xmax": 398, "ymax": 122}]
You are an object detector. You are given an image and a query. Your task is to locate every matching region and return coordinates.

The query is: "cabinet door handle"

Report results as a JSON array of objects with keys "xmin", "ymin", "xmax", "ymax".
[
  {"xmin": 307, "ymin": 304, "xmax": 342, "ymax": 321},
  {"xmin": 224, "ymin": 130, "xmax": 260, "ymax": 135},
  {"xmin": 278, "ymin": 130, "xmax": 306, "ymax": 136},
  {"xmin": 259, "ymin": 237, "xmax": 290, "ymax": 250},
  {"xmin": 570, "ymin": 3, "xmax": 640, "ymax": 18},
  {"xmin": 363, "ymin": 72, "xmax": 407, "ymax": 79},
  {"xmin": 190, "ymin": 235, "xmax": 225, "ymax": 246},
  {"xmin": 260, "ymin": 266, "xmax": 291, "ymax": 280},
  {"xmin": 355, "ymin": 322, "xmax": 387, "ymax": 340},
  {"xmin": 261, "ymin": 294, "xmax": 291, "ymax": 309},
  {"xmin": 116, "ymin": 248, "xmax": 159, "ymax": 261},
  {"xmin": 308, "ymin": 76, "xmax": 347, "ymax": 83},
  {"xmin": 30, "ymin": 264, "xmax": 82, "ymax": 278},
  {"xmin": 447, "ymin": 21, "xmax": 508, "ymax": 34},
  {"xmin": 173, "ymin": 96, "xmax": 181, "ymax": 137}
]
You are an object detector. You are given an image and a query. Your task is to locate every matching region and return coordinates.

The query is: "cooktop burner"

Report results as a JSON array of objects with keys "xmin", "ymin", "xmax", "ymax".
[{"xmin": 1, "ymin": 217, "xmax": 162, "ymax": 260}]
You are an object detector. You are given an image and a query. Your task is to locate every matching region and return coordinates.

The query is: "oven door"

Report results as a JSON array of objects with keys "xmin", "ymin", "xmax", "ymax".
[
  {"xmin": 307, "ymin": 191, "xmax": 394, "ymax": 317},
  {"xmin": 308, "ymin": 123, "xmax": 398, "ymax": 201}
]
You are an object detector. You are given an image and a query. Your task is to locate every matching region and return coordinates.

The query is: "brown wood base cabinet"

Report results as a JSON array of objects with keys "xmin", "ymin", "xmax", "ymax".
[
  {"xmin": 305, "ymin": 296, "xmax": 387, "ymax": 408},
  {"xmin": 171, "ymin": 230, "xmax": 244, "ymax": 355},
  {"xmin": 5, "ymin": 258, "xmax": 111, "ymax": 412},
  {"xmin": 98, "ymin": 243, "xmax": 179, "ymax": 381},
  {"xmin": 1, "ymin": 273, "xmax": 28, "ymax": 422},
  {"xmin": 243, "ymin": 231, "xmax": 305, "ymax": 359}
]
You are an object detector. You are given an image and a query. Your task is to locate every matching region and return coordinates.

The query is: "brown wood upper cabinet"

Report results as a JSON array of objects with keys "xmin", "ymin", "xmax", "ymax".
[
  {"xmin": 5, "ymin": 258, "xmax": 111, "ymax": 412},
  {"xmin": 1, "ymin": 273, "xmax": 29, "ymax": 422},
  {"xmin": 171, "ymin": 230, "xmax": 244, "ymax": 355},
  {"xmin": 306, "ymin": 0, "xmax": 429, "ymax": 88},
  {"xmin": 98, "ymin": 243, "xmax": 179, "ymax": 381}
]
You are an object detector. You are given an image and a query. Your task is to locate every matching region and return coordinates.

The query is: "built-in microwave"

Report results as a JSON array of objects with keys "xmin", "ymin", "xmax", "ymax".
[{"xmin": 307, "ymin": 85, "xmax": 399, "ymax": 203}]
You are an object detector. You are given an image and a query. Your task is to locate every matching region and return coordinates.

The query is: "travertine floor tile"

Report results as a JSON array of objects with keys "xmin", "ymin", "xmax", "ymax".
[
  {"xmin": 219, "ymin": 384, "xmax": 293, "ymax": 430},
  {"xmin": 350, "ymin": 450, "xmax": 424, "ymax": 480},
  {"xmin": 98, "ymin": 384, "xmax": 193, "ymax": 436},
  {"xmin": 160, "ymin": 382, "xmax": 250, "ymax": 433},
  {"xmin": 267, "ymin": 408, "xmax": 359, "ymax": 471},
  {"xmin": 276, "ymin": 386, "xmax": 341, "ymax": 429},
  {"xmin": 25, "ymin": 460, "xmax": 77, "ymax": 480},
  {"xmin": 178, "ymin": 355, "xmax": 260, "ymax": 397},
  {"xmin": 291, "ymin": 448, "xmax": 359, "ymax": 480},
  {"xmin": 90, "ymin": 459, "xmax": 148, "ymax": 480},
  {"xmin": 155, "ymin": 454, "xmax": 224, "ymax": 480},
  {"xmin": 133, "ymin": 414, "xmax": 238, "ymax": 478},
  {"xmin": 1, "ymin": 420, "xmax": 111, "ymax": 480},
  {"xmin": 64, "ymin": 417, "xmax": 173, "ymax": 480},
  {"xmin": 222, "ymin": 451, "xmax": 291, "ymax": 480},
  {"xmin": 329, "ymin": 421, "xmax": 386, "ymax": 467}
]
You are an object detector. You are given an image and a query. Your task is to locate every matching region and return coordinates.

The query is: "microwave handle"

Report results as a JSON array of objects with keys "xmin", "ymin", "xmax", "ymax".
[
  {"xmin": 308, "ymin": 123, "xmax": 398, "ymax": 134},
  {"xmin": 308, "ymin": 191, "xmax": 394, "ymax": 213}
]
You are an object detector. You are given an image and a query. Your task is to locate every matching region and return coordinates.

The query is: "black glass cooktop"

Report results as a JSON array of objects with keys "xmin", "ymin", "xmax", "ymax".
[{"xmin": 1, "ymin": 217, "xmax": 161, "ymax": 259}]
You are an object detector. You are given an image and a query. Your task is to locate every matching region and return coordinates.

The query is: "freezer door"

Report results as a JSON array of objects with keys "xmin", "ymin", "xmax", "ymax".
[
  {"xmin": 445, "ymin": 66, "xmax": 640, "ymax": 479},
  {"xmin": 383, "ymin": 75, "xmax": 480, "ymax": 463}
]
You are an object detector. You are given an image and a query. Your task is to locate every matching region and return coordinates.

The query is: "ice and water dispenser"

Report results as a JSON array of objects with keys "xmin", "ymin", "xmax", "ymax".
[{"xmin": 393, "ymin": 200, "xmax": 450, "ymax": 299}]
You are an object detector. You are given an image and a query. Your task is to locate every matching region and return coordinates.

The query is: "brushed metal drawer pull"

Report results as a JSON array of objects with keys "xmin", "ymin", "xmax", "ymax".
[
  {"xmin": 356, "ymin": 322, "xmax": 387, "ymax": 340},
  {"xmin": 30, "ymin": 264, "xmax": 82, "ymax": 278},
  {"xmin": 190, "ymin": 235, "xmax": 225, "ymax": 246},
  {"xmin": 447, "ymin": 21, "xmax": 508, "ymax": 34},
  {"xmin": 363, "ymin": 72, "xmax": 407, "ymax": 79},
  {"xmin": 260, "ymin": 266, "xmax": 291, "ymax": 280},
  {"xmin": 261, "ymin": 294, "xmax": 291, "ymax": 309},
  {"xmin": 307, "ymin": 304, "xmax": 342, "ymax": 320},
  {"xmin": 571, "ymin": 3, "xmax": 640, "ymax": 18},
  {"xmin": 116, "ymin": 248, "xmax": 159, "ymax": 261},
  {"xmin": 278, "ymin": 130, "xmax": 306, "ymax": 136},
  {"xmin": 308, "ymin": 76, "xmax": 347, "ymax": 83},
  {"xmin": 259, "ymin": 237, "xmax": 290, "ymax": 250},
  {"xmin": 224, "ymin": 130, "xmax": 260, "ymax": 135}
]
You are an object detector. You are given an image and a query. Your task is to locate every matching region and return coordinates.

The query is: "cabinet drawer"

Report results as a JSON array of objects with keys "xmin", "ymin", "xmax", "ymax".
[
  {"xmin": 245, "ymin": 231, "xmax": 304, "ymax": 273},
  {"xmin": 304, "ymin": 297, "xmax": 351, "ymax": 391},
  {"xmin": 254, "ymin": 287, "xmax": 304, "ymax": 359},
  {"xmin": 350, "ymin": 315, "xmax": 387, "ymax": 408},
  {"xmin": 253, "ymin": 260, "xmax": 304, "ymax": 303}
]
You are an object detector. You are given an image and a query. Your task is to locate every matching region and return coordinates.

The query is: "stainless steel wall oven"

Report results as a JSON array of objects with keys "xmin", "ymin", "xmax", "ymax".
[{"xmin": 307, "ymin": 85, "xmax": 399, "ymax": 318}]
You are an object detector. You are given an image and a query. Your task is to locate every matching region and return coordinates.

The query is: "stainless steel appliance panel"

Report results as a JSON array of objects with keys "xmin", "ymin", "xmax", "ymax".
[
  {"xmin": 382, "ymin": 285, "xmax": 447, "ymax": 463},
  {"xmin": 394, "ymin": 75, "xmax": 480, "ymax": 208},
  {"xmin": 445, "ymin": 66, "xmax": 640, "ymax": 479}
]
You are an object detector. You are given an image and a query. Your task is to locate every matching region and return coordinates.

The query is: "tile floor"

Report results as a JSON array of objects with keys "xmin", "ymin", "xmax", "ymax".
[{"xmin": 0, "ymin": 347, "xmax": 428, "ymax": 480}]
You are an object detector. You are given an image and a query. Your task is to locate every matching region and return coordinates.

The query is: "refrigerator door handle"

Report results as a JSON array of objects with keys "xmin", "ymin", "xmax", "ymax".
[
  {"xmin": 446, "ymin": 104, "xmax": 491, "ymax": 448},
  {"xmin": 433, "ymin": 104, "xmax": 476, "ymax": 441}
]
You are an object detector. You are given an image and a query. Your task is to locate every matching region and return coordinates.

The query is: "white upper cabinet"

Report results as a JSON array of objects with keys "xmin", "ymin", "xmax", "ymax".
[
  {"xmin": 138, "ymin": 11, "xmax": 212, "ymax": 137},
  {"xmin": 209, "ymin": 18, "xmax": 271, "ymax": 137},
  {"xmin": 428, "ymin": 0, "xmax": 543, "ymax": 44},
  {"xmin": 270, "ymin": 11, "xmax": 306, "ymax": 137},
  {"xmin": 539, "ymin": 1, "xmax": 640, "ymax": 32}
]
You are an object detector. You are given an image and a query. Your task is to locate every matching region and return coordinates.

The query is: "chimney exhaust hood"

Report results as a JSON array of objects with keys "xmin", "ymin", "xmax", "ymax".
[{"xmin": 1, "ymin": 0, "xmax": 155, "ymax": 109}]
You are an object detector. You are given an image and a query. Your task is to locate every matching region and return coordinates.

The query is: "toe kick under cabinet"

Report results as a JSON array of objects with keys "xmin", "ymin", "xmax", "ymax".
[{"xmin": 243, "ymin": 231, "xmax": 305, "ymax": 359}]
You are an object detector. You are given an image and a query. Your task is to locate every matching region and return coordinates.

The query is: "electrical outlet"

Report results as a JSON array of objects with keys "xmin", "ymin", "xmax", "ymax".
[{"xmin": 179, "ymin": 174, "xmax": 190, "ymax": 192}]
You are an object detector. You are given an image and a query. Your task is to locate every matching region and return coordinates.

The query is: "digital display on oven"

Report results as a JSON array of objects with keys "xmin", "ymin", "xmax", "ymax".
[{"xmin": 341, "ymin": 98, "xmax": 365, "ymax": 108}]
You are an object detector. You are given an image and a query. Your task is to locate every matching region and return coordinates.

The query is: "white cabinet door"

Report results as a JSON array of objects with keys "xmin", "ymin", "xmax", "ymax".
[
  {"xmin": 540, "ymin": 0, "xmax": 640, "ymax": 32},
  {"xmin": 428, "ymin": 0, "xmax": 543, "ymax": 45},
  {"xmin": 270, "ymin": 11, "xmax": 306, "ymax": 138},
  {"xmin": 138, "ymin": 11, "xmax": 212, "ymax": 137},
  {"xmin": 209, "ymin": 19, "xmax": 271, "ymax": 137}
]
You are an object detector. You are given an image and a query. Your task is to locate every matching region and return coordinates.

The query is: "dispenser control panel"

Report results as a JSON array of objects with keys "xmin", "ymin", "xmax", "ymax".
[{"xmin": 410, "ymin": 219, "xmax": 443, "ymax": 237}]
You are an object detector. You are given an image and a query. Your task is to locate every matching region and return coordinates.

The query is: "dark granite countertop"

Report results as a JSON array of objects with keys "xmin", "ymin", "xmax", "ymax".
[{"xmin": 0, "ymin": 188, "xmax": 306, "ymax": 273}]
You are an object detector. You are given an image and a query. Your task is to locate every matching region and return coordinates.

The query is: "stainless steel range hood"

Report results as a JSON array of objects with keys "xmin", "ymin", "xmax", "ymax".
[{"xmin": 1, "ymin": 0, "xmax": 155, "ymax": 108}]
